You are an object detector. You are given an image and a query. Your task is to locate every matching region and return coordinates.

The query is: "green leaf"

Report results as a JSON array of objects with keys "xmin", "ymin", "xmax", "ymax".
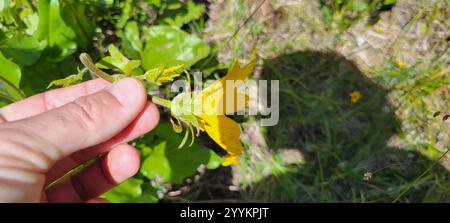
[
  {"xmin": 352, "ymin": 1, "xmax": 369, "ymax": 12},
  {"xmin": 20, "ymin": 56, "xmax": 78, "ymax": 96},
  {"xmin": 0, "ymin": 50, "xmax": 21, "ymax": 88},
  {"xmin": 47, "ymin": 68, "xmax": 83, "ymax": 88},
  {"xmin": 0, "ymin": 34, "xmax": 46, "ymax": 66},
  {"xmin": 0, "ymin": 76, "xmax": 25, "ymax": 106},
  {"xmin": 157, "ymin": 0, "xmax": 205, "ymax": 28},
  {"xmin": 35, "ymin": 0, "xmax": 77, "ymax": 60},
  {"xmin": 117, "ymin": 21, "xmax": 142, "ymax": 59},
  {"xmin": 141, "ymin": 25, "xmax": 210, "ymax": 70},
  {"xmin": 139, "ymin": 123, "xmax": 222, "ymax": 184},
  {"xmin": 20, "ymin": 9, "xmax": 39, "ymax": 35},
  {"xmin": 384, "ymin": 0, "xmax": 396, "ymax": 5},
  {"xmin": 97, "ymin": 45, "xmax": 141, "ymax": 76},
  {"xmin": 322, "ymin": 6, "xmax": 332, "ymax": 23},
  {"xmin": 145, "ymin": 0, "xmax": 161, "ymax": 7},
  {"xmin": 0, "ymin": 50, "xmax": 25, "ymax": 105},
  {"xmin": 60, "ymin": 2, "xmax": 95, "ymax": 50},
  {"xmin": 102, "ymin": 178, "xmax": 159, "ymax": 203}
]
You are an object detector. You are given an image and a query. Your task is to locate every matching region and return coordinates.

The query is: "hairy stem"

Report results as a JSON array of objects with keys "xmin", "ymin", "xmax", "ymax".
[
  {"xmin": 79, "ymin": 53, "xmax": 115, "ymax": 83},
  {"xmin": 79, "ymin": 53, "xmax": 172, "ymax": 109}
]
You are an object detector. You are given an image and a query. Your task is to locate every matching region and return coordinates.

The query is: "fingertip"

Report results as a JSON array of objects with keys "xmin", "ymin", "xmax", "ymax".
[
  {"xmin": 144, "ymin": 102, "xmax": 160, "ymax": 131},
  {"xmin": 106, "ymin": 78, "xmax": 147, "ymax": 108},
  {"xmin": 103, "ymin": 144, "xmax": 140, "ymax": 184}
]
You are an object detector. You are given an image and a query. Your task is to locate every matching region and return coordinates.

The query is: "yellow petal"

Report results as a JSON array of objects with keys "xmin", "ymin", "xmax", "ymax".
[
  {"xmin": 222, "ymin": 155, "xmax": 239, "ymax": 166},
  {"xmin": 198, "ymin": 115, "xmax": 243, "ymax": 157},
  {"xmin": 197, "ymin": 59, "xmax": 255, "ymax": 115}
]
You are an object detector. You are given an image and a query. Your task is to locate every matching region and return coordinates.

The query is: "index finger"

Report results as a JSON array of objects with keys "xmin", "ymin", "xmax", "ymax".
[{"xmin": 0, "ymin": 78, "xmax": 110, "ymax": 122}]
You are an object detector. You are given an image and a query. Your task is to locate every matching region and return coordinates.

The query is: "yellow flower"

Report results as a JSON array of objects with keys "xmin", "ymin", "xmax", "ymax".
[
  {"xmin": 350, "ymin": 90, "xmax": 362, "ymax": 104},
  {"xmin": 396, "ymin": 60, "xmax": 406, "ymax": 69},
  {"xmin": 195, "ymin": 59, "xmax": 256, "ymax": 166}
]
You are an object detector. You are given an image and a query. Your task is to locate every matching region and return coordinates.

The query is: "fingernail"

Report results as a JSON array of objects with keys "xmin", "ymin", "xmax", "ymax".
[{"xmin": 106, "ymin": 78, "xmax": 141, "ymax": 106}]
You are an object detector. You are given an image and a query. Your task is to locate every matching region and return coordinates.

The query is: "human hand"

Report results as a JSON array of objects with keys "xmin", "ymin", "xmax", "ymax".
[{"xmin": 0, "ymin": 78, "xmax": 159, "ymax": 202}]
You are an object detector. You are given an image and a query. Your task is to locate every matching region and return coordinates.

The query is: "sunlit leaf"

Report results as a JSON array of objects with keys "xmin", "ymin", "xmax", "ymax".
[
  {"xmin": 35, "ymin": 0, "xmax": 77, "ymax": 60},
  {"xmin": 157, "ymin": 0, "xmax": 205, "ymax": 28},
  {"xmin": 141, "ymin": 25, "xmax": 210, "ymax": 70},
  {"xmin": 60, "ymin": 2, "xmax": 95, "ymax": 50},
  {"xmin": 97, "ymin": 45, "xmax": 141, "ymax": 76},
  {"xmin": 47, "ymin": 68, "xmax": 83, "ymax": 88},
  {"xmin": 0, "ymin": 34, "xmax": 46, "ymax": 66},
  {"xmin": 102, "ymin": 178, "xmax": 159, "ymax": 203},
  {"xmin": 117, "ymin": 21, "xmax": 142, "ymax": 59},
  {"xmin": 0, "ymin": 50, "xmax": 21, "ymax": 88}
]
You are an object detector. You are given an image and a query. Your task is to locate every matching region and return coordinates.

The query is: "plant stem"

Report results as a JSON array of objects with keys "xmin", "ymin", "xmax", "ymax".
[
  {"xmin": 151, "ymin": 96, "xmax": 171, "ymax": 108},
  {"xmin": 79, "ymin": 53, "xmax": 115, "ymax": 82},
  {"xmin": 79, "ymin": 53, "xmax": 172, "ymax": 109}
]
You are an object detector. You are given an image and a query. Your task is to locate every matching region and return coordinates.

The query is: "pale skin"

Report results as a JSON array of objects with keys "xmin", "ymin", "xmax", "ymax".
[{"xmin": 0, "ymin": 78, "xmax": 160, "ymax": 202}]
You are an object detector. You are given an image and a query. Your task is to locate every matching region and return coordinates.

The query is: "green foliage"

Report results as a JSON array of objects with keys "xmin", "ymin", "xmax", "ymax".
[
  {"xmin": 0, "ymin": 33, "xmax": 45, "ymax": 66},
  {"xmin": 102, "ymin": 178, "xmax": 160, "ymax": 203},
  {"xmin": 96, "ymin": 44, "xmax": 142, "ymax": 76},
  {"xmin": 35, "ymin": 0, "xmax": 77, "ymax": 60},
  {"xmin": 0, "ymin": 50, "xmax": 21, "ymax": 87},
  {"xmin": 0, "ymin": 0, "xmax": 222, "ymax": 203},
  {"xmin": 141, "ymin": 25, "xmax": 210, "ymax": 69},
  {"xmin": 156, "ymin": 0, "xmax": 206, "ymax": 28},
  {"xmin": 138, "ymin": 123, "xmax": 222, "ymax": 184},
  {"xmin": 319, "ymin": 0, "xmax": 397, "ymax": 29}
]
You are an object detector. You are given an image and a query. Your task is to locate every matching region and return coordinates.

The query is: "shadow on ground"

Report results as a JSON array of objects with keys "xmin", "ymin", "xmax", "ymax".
[
  {"xmin": 173, "ymin": 50, "xmax": 450, "ymax": 202},
  {"xmin": 243, "ymin": 51, "xmax": 449, "ymax": 202}
]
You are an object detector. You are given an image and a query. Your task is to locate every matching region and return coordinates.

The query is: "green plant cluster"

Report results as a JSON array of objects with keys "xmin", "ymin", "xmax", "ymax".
[
  {"xmin": 320, "ymin": 0, "xmax": 397, "ymax": 29},
  {"xmin": 0, "ymin": 0, "xmax": 223, "ymax": 202}
]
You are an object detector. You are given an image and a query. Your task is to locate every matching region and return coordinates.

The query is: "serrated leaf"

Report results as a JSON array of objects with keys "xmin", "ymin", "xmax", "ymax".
[
  {"xmin": 47, "ymin": 68, "xmax": 83, "ymax": 88},
  {"xmin": 99, "ymin": 45, "xmax": 142, "ymax": 76}
]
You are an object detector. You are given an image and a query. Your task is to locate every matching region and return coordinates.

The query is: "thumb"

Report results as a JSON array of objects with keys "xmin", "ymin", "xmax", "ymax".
[{"xmin": 0, "ymin": 78, "xmax": 147, "ymax": 167}]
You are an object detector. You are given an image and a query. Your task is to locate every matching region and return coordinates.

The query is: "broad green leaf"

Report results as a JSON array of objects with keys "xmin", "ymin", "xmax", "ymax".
[
  {"xmin": 141, "ymin": 25, "xmax": 210, "ymax": 70},
  {"xmin": 0, "ymin": 51, "xmax": 24, "ymax": 105},
  {"xmin": 35, "ymin": 0, "xmax": 77, "ymax": 60},
  {"xmin": 0, "ymin": 34, "xmax": 46, "ymax": 66},
  {"xmin": 0, "ymin": 50, "xmax": 21, "ymax": 88},
  {"xmin": 139, "ymin": 123, "xmax": 222, "ymax": 184},
  {"xmin": 117, "ymin": 21, "xmax": 142, "ymax": 59},
  {"xmin": 60, "ymin": 2, "xmax": 95, "ymax": 50},
  {"xmin": 0, "ymin": 76, "xmax": 25, "ymax": 107},
  {"xmin": 102, "ymin": 178, "xmax": 159, "ymax": 203}
]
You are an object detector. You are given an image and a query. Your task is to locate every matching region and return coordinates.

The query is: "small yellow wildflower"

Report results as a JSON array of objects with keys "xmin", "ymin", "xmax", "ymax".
[
  {"xmin": 396, "ymin": 60, "xmax": 406, "ymax": 69},
  {"xmin": 350, "ymin": 90, "xmax": 362, "ymax": 104}
]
